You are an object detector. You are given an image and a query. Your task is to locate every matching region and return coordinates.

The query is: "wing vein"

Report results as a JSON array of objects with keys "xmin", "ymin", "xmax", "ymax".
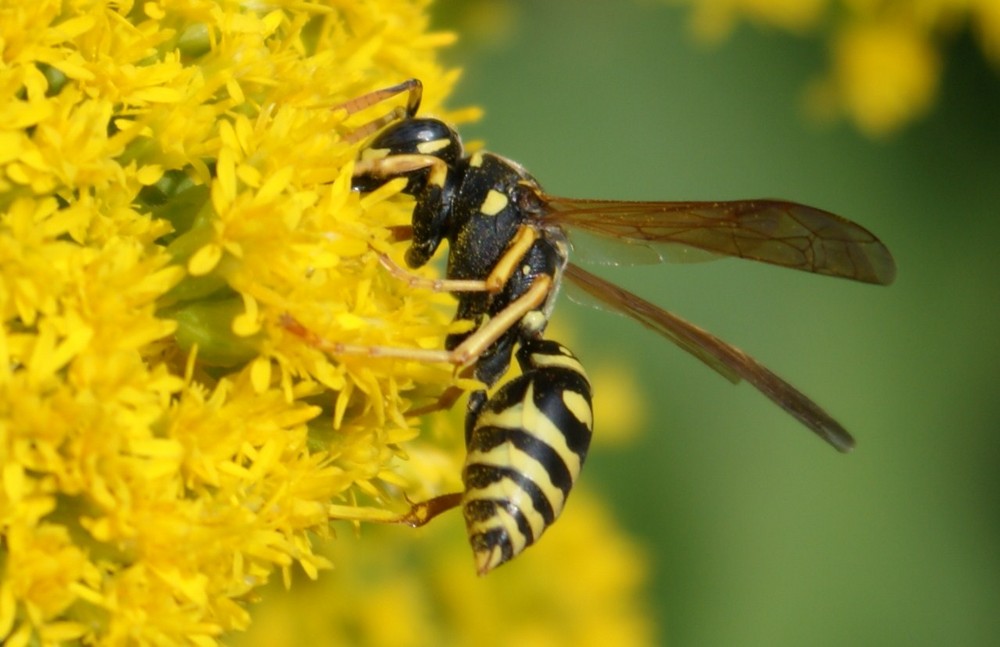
[{"xmin": 563, "ymin": 263, "xmax": 856, "ymax": 452}]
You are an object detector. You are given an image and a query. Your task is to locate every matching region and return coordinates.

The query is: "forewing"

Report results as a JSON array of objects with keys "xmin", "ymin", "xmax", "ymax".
[
  {"xmin": 564, "ymin": 263, "xmax": 856, "ymax": 452},
  {"xmin": 543, "ymin": 196, "xmax": 896, "ymax": 285}
]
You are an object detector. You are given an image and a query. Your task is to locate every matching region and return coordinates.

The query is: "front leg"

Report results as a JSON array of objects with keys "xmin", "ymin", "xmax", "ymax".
[{"xmin": 352, "ymin": 154, "xmax": 452, "ymax": 268}]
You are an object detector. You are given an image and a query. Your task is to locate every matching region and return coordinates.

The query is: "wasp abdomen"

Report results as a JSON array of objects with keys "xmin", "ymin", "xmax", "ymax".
[{"xmin": 461, "ymin": 339, "xmax": 593, "ymax": 574}]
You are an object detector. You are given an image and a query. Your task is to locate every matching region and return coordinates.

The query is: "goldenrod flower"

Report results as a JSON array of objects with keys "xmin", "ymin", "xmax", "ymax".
[
  {"xmin": 676, "ymin": 0, "xmax": 1000, "ymax": 135},
  {"xmin": 232, "ymin": 489, "xmax": 655, "ymax": 647},
  {"xmin": 1, "ymin": 1, "xmax": 654, "ymax": 645}
]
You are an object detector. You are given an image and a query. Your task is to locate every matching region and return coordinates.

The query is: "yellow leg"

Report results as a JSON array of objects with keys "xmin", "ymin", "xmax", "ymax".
[
  {"xmin": 281, "ymin": 274, "xmax": 552, "ymax": 370},
  {"xmin": 445, "ymin": 275, "xmax": 551, "ymax": 366},
  {"xmin": 376, "ymin": 251, "xmax": 490, "ymax": 293},
  {"xmin": 483, "ymin": 225, "xmax": 538, "ymax": 292}
]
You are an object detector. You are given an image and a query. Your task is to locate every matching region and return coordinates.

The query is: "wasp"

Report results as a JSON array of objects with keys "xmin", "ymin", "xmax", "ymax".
[{"xmin": 284, "ymin": 79, "xmax": 896, "ymax": 575}]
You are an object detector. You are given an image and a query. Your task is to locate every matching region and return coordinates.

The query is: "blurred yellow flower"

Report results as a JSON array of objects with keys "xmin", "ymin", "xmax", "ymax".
[
  {"xmin": 230, "ymin": 490, "xmax": 655, "ymax": 647},
  {"xmin": 675, "ymin": 0, "xmax": 1000, "ymax": 135},
  {"xmin": 1, "ymin": 1, "xmax": 656, "ymax": 645},
  {"xmin": 825, "ymin": 20, "xmax": 940, "ymax": 136},
  {"xmin": 683, "ymin": 0, "xmax": 827, "ymax": 40}
]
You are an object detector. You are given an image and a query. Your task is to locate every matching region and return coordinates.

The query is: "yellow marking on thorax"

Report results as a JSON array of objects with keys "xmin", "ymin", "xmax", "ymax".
[
  {"xmin": 416, "ymin": 138, "xmax": 451, "ymax": 154},
  {"xmin": 360, "ymin": 147, "xmax": 390, "ymax": 161},
  {"xmin": 479, "ymin": 189, "xmax": 509, "ymax": 216},
  {"xmin": 469, "ymin": 151, "xmax": 484, "ymax": 167}
]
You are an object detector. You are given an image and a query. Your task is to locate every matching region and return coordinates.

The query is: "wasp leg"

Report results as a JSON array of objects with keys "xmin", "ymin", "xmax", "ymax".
[
  {"xmin": 354, "ymin": 155, "xmax": 453, "ymax": 267},
  {"xmin": 334, "ymin": 79, "xmax": 423, "ymax": 144},
  {"xmin": 375, "ymin": 251, "xmax": 491, "ymax": 293},
  {"xmin": 374, "ymin": 224, "xmax": 539, "ymax": 296},
  {"xmin": 327, "ymin": 491, "xmax": 463, "ymax": 527},
  {"xmin": 406, "ymin": 366, "xmax": 477, "ymax": 417},
  {"xmin": 482, "ymin": 225, "xmax": 538, "ymax": 292},
  {"xmin": 396, "ymin": 492, "xmax": 464, "ymax": 528},
  {"xmin": 280, "ymin": 274, "xmax": 552, "ymax": 370},
  {"xmin": 445, "ymin": 273, "xmax": 551, "ymax": 366}
]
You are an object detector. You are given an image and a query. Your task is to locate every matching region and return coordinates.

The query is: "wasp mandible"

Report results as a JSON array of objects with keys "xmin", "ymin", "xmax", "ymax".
[{"xmin": 285, "ymin": 79, "xmax": 896, "ymax": 574}]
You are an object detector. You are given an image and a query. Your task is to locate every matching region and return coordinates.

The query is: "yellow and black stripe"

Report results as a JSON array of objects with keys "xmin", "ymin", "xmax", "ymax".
[{"xmin": 461, "ymin": 338, "xmax": 593, "ymax": 574}]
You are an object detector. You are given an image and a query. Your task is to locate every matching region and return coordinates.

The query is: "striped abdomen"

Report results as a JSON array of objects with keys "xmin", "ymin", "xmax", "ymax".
[{"xmin": 462, "ymin": 338, "xmax": 594, "ymax": 574}]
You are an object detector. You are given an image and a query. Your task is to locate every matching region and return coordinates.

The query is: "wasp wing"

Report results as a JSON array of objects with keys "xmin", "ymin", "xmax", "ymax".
[
  {"xmin": 542, "ymin": 196, "xmax": 896, "ymax": 285},
  {"xmin": 564, "ymin": 263, "xmax": 856, "ymax": 452}
]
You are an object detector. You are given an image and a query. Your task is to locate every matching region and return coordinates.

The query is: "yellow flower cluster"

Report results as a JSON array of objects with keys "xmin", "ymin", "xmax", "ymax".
[
  {"xmin": 1, "ymin": 1, "xmax": 655, "ymax": 645},
  {"xmin": 677, "ymin": 0, "xmax": 1000, "ymax": 135},
  {"xmin": 232, "ymin": 489, "xmax": 655, "ymax": 647}
]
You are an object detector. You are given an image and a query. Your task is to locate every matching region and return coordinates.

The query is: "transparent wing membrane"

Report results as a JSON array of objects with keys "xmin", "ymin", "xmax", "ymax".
[
  {"xmin": 563, "ymin": 263, "xmax": 857, "ymax": 452},
  {"xmin": 543, "ymin": 196, "xmax": 896, "ymax": 285}
]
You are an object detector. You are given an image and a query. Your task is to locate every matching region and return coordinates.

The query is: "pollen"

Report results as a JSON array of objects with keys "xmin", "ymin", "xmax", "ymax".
[{"xmin": 0, "ymin": 1, "xmax": 470, "ymax": 643}]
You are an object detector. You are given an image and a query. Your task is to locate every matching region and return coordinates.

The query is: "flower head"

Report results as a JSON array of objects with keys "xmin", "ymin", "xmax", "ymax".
[
  {"xmin": 1, "ymin": 0, "xmax": 463, "ymax": 643},
  {"xmin": 1, "ymin": 1, "xmax": 654, "ymax": 644}
]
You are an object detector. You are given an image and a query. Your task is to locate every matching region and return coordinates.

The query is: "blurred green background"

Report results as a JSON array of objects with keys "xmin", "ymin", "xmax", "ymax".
[{"xmin": 431, "ymin": 1, "xmax": 1000, "ymax": 645}]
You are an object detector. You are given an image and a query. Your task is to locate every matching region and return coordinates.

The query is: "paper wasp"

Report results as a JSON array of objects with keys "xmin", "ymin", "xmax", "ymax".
[{"xmin": 285, "ymin": 79, "xmax": 896, "ymax": 574}]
